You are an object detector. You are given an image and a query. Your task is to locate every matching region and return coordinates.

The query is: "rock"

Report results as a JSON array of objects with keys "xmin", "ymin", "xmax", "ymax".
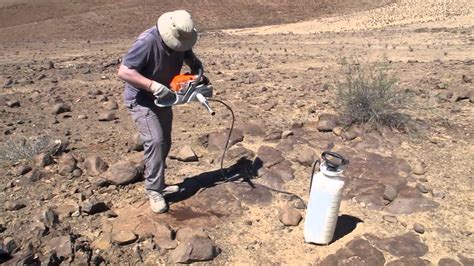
[
  {"xmin": 103, "ymin": 161, "xmax": 140, "ymax": 185},
  {"xmin": 270, "ymin": 160, "xmax": 295, "ymax": 181},
  {"xmin": 238, "ymin": 123, "xmax": 265, "ymax": 136},
  {"xmin": 207, "ymin": 129, "xmax": 244, "ymax": 151},
  {"xmin": 47, "ymin": 236, "xmax": 72, "ymax": 260},
  {"xmin": 462, "ymin": 74, "xmax": 472, "ymax": 83},
  {"xmin": 296, "ymin": 148, "xmax": 316, "ymax": 167},
  {"xmin": 171, "ymin": 146, "xmax": 198, "ymax": 162},
  {"xmin": 3, "ymin": 237, "xmax": 17, "ymax": 254},
  {"xmin": 92, "ymin": 234, "xmax": 112, "ymax": 250},
  {"xmin": 451, "ymin": 91, "xmax": 470, "ymax": 102},
  {"xmin": 458, "ymin": 254, "xmax": 474, "ymax": 266},
  {"xmin": 317, "ymin": 238, "xmax": 385, "ymax": 265},
  {"xmin": 15, "ymin": 164, "xmax": 32, "ymax": 176},
  {"xmin": 373, "ymin": 232, "xmax": 428, "ymax": 257},
  {"xmin": 255, "ymin": 146, "xmax": 284, "ymax": 168},
  {"xmin": 175, "ymin": 227, "xmax": 209, "ymax": 242},
  {"xmin": 413, "ymin": 223, "xmax": 425, "ymax": 234},
  {"xmin": 84, "ymin": 155, "xmax": 108, "ymax": 176},
  {"xmin": 438, "ymin": 258, "xmax": 462, "ymax": 266},
  {"xmin": 105, "ymin": 100, "xmax": 119, "ymax": 110},
  {"xmin": 412, "ymin": 162, "xmax": 426, "ymax": 175},
  {"xmin": 383, "ymin": 185, "xmax": 398, "ymax": 202},
  {"xmin": 43, "ymin": 208, "xmax": 59, "ymax": 226},
  {"xmin": 278, "ymin": 207, "xmax": 302, "ymax": 226},
  {"xmin": 58, "ymin": 153, "xmax": 77, "ymax": 176},
  {"xmin": 282, "ymin": 130, "xmax": 294, "ymax": 139},
  {"xmin": 53, "ymin": 204, "xmax": 77, "ymax": 221},
  {"xmin": 317, "ymin": 114, "xmax": 338, "ymax": 132},
  {"xmin": 386, "ymin": 257, "xmax": 431, "ymax": 265},
  {"xmin": 226, "ymin": 147, "xmax": 255, "ymax": 162},
  {"xmin": 52, "ymin": 103, "xmax": 71, "ymax": 115},
  {"xmin": 416, "ymin": 183, "xmax": 429, "ymax": 194},
  {"xmin": 341, "ymin": 126, "xmax": 361, "ymax": 141},
  {"xmin": 98, "ymin": 111, "xmax": 116, "ymax": 121},
  {"xmin": 6, "ymin": 100, "xmax": 20, "ymax": 108},
  {"xmin": 4, "ymin": 200, "xmax": 26, "ymax": 211},
  {"xmin": 332, "ymin": 127, "xmax": 343, "ymax": 136},
  {"xmin": 264, "ymin": 130, "xmax": 282, "ymax": 141},
  {"xmin": 32, "ymin": 222, "xmax": 49, "ymax": 237},
  {"xmin": 127, "ymin": 134, "xmax": 143, "ymax": 152},
  {"xmin": 72, "ymin": 168, "xmax": 82, "ymax": 177},
  {"xmin": 4, "ymin": 251, "xmax": 38, "ymax": 265},
  {"xmin": 81, "ymin": 197, "xmax": 109, "ymax": 214},
  {"xmin": 432, "ymin": 189, "xmax": 446, "ymax": 199},
  {"xmin": 383, "ymin": 215, "xmax": 398, "ymax": 224},
  {"xmin": 385, "ymin": 187, "xmax": 439, "ymax": 214},
  {"xmin": 34, "ymin": 152, "xmax": 54, "ymax": 167},
  {"xmin": 112, "ymin": 230, "xmax": 137, "ymax": 245},
  {"xmin": 169, "ymin": 236, "xmax": 221, "ymax": 263},
  {"xmin": 25, "ymin": 168, "xmax": 44, "ymax": 182}
]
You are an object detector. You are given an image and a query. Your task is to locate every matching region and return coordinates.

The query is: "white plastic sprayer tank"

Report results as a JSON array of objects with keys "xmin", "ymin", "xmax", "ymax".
[{"xmin": 304, "ymin": 152, "xmax": 348, "ymax": 245}]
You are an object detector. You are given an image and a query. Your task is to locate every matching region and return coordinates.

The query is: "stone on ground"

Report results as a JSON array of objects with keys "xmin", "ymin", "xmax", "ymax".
[
  {"xmin": 278, "ymin": 207, "xmax": 302, "ymax": 226},
  {"xmin": 171, "ymin": 145, "xmax": 198, "ymax": 162},
  {"xmin": 47, "ymin": 236, "xmax": 72, "ymax": 261},
  {"xmin": 58, "ymin": 153, "xmax": 77, "ymax": 176},
  {"xmin": 317, "ymin": 238, "xmax": 385, "ymax": 265},
  {"xmin": 255, "ymin": 146, "xmax": 284, "ymax": 168},
  {"xmin": 103, "ymin": 160, "xmax": 140, "ymax": 185},
  {"xmin": 207, "ymin": 129, "xmax": 244, "ymax": 151},
  {"xmin": 372, "ymin": 232, "xmax": 428, "ymax": 257},
  {"xmin": 52, "ymin": 103, "xmax": 71, "ymax": 115},
  {"xmin": 169, "ymin": 236, "xmax": 221, "ymax": 263},
  {"xmin": 176, "ymin": 227, "xmax": 209, "ymax": 242},
  {"xmin": 84, "ymin": 155, "xmax": 108, "ymax": 176},
  {"xmin": 112, "ymin": 230, "xmax": 138, "ymax": 245},
  {"xmin": 296, "ymin": 148, "xmax": 316, "ymax": 167},
  {"xmin": 386, "ymin": 257, "xmax": 431, "ymax": 266}
]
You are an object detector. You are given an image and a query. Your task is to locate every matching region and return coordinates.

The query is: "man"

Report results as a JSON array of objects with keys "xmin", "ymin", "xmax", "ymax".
[{"xmin": 118, "ymin": 10, "xmax": 203, "ymax": 213}]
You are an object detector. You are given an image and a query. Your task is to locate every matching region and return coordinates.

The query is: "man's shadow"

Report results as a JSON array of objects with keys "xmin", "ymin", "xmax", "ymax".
[{"xmin": 166, "ymin": 158, "xmax": 256, "ymax": 204}]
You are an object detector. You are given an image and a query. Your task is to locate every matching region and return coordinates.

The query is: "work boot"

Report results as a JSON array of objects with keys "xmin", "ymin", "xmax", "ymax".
[
  {"xmin": 162, "ymin": 185, "xmax": 180, "ymax": 196},
  {"xmin": 147, "ymin": 190, "xmax": 168, "ymax": 214}
]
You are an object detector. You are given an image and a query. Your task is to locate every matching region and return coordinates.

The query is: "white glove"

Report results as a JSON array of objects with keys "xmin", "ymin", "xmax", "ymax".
[{"xmin": 149, "ymin": 81, "xmax": 174, "ymax": 101}]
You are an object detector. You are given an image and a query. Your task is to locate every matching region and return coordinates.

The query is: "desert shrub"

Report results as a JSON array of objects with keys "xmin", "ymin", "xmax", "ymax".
[
  {"xmin": 0, "ymin": 134, "xmax": 61, "ymax": 164},
  {"xmin": 334, "ymin": 57, "xmax": 409, "ymax": 130}
]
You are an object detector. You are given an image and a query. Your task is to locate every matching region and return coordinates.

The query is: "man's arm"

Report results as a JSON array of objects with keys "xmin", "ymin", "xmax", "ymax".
[{"xmin": 117, "ymin": 64, "xmax": 153, "ymax": 92}]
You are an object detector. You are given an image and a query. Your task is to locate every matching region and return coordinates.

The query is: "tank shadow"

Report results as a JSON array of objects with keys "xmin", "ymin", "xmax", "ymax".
[{"xmin": 331, "ymin": 214, "xmax": 364, "ymax": 243}]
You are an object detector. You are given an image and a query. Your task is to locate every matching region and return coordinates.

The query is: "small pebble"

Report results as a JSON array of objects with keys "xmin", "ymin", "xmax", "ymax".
[{"xmin": 413, "ymin": 223, "xmax": 425, "ymax": 234}]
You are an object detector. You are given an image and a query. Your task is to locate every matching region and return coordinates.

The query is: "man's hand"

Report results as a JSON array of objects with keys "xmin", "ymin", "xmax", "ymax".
[{"xmin": 150, "ymin": 81, "xmax": 175, "ymax": 101}]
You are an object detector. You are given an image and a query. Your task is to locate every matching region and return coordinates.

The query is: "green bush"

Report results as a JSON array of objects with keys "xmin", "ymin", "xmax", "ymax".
[{"xmin": 334, "ymin": 57, "xmax": 409, "ymax": 130}]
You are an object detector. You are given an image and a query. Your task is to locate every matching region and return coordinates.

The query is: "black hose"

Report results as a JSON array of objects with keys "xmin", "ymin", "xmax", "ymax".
[
  {"xmin": 206, "ymin": 98, "xmax": 307, "ymax": 208},
  {"xmin": 207, "ymin": 98, "xmax": 234, "ymax": 182}
]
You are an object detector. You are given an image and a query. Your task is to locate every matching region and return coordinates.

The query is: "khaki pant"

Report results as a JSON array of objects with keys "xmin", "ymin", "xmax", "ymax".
[{"xmin": 127, "ymin": 102, "xmax": 173, "ymax": 192}]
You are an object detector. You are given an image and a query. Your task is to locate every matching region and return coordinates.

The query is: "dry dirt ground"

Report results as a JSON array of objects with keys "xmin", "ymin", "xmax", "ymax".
[{"xmin": 0, "ymin": 0, "xmax": 473, "ymax": 265}]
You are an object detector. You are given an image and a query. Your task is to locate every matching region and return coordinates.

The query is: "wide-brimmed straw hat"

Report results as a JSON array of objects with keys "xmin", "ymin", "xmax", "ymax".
[{"xmin": 157, "ymin": 10, "xmax": 198, "ymax": 52}]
